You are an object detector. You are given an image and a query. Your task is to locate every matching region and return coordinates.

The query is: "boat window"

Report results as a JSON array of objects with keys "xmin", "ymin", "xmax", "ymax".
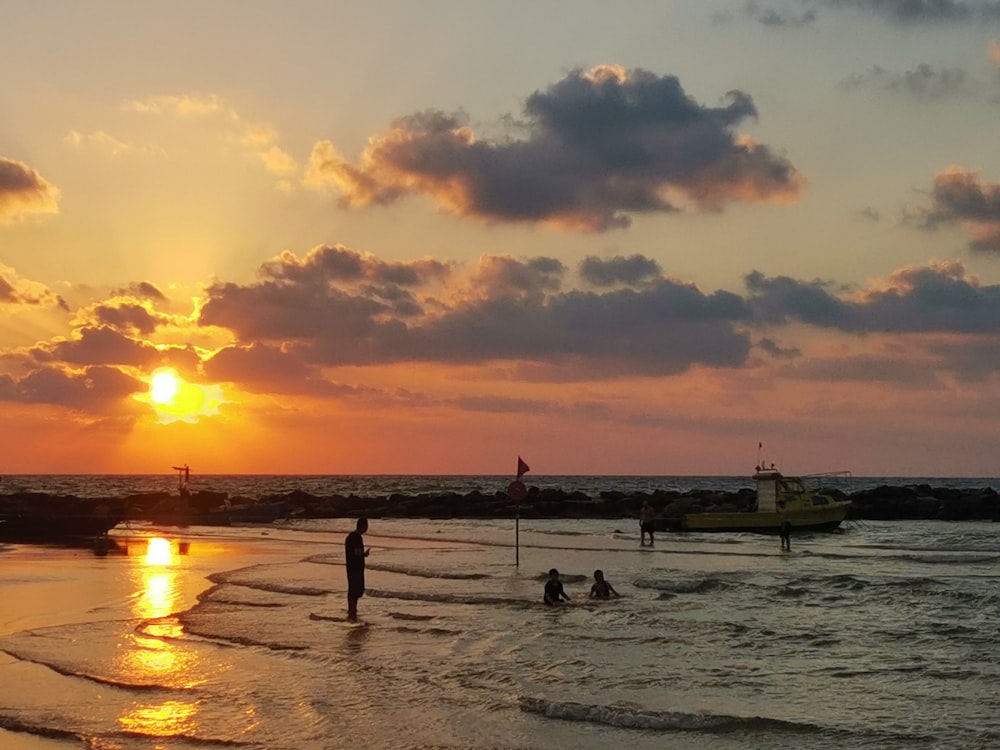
[{"xmin": 812, "ymin": 497, "xmax": 829, "ymax": 505}]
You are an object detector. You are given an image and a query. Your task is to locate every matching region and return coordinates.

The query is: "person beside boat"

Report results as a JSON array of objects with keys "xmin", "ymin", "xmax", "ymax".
[
  {"xmin": 544, "ymin": 568, "xmax": 571, "ymax": 605},
  {"xmin": 778, "ymin": 500, "xmax": 791, "ymax": 551},
  {"xmin": 589, "ymin": 569, "xmax": 620, "ymax": 600}
]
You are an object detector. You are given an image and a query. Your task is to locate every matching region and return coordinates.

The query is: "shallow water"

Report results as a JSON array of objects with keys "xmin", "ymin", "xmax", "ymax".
[{"xmin": 2, "ymin": 517, "xmax": 1000, "ymax": 749}]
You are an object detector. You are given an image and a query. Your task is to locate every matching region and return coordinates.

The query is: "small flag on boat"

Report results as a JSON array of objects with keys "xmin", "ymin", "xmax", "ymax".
[{"xmin": 517, "ymin": 456, "xmax": 530, "ymax": 479}]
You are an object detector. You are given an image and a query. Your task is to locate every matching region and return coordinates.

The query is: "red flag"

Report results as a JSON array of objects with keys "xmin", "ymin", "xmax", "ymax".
[{"xmin": 517, "ymin": 456, "xmax": 530, "ymax": 479}]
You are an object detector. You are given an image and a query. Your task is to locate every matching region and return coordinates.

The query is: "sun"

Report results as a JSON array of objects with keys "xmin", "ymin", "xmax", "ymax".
[
  {"xmin": 149, "ymin": 368, "xmax": 180, "ymax": 405},
  {"xmin": 136, "ymin": 367, "xmax": 226, "ymax": 424}
]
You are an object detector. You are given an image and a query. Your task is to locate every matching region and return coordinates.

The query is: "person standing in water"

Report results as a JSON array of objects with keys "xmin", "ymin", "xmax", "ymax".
[
  {"xmin": 640, "ymin": 500, "xmax": 655, "ymax": 546},
  {"xmin": 345, "ymin": 517, "xmax": 370, "ymax": 621},
  {"xmin": 778, "ymin": 501, "xmax": 791, "ymax": 552}
]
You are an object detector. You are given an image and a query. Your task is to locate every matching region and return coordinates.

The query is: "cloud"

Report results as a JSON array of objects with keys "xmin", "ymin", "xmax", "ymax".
[
  {"xmin": 748, "ymin": 260, "xmax": 1000, "ymax": 333},
  {"xmin": 63, "ymin": 130, "xmax": 167, "ymax": 159},
  {"xmin": 0, "ymin": 157, "xmax": 61, "ymax": 223},
  {"xmin": 0, "ymin": 264, "xmax": 68, "ymax": 310},
  {"xmin": 468, "ymin": 255, "xmax": 565, "ymax": 300},
  {"xmin": 306, "ymin": 65, "xmax": 803, "ymax": 232},
  {"xmin": 756, "ymin": 337, "xmax": 801, "ymax": 359},
  {"xmin": 121, "ymin": 93, "xmax": 298, "ymax": 177},
  {"xmin": 579, "ymin": 254, "xmax": 663, "ymax": 287},
  {"xmin": 110, "ymin": 281, "xmax": 167, "ymax": 301},
  {"xmin": 203, "ymin": 343, "xmax": 370, "ymax": 397},
  {"xmin": 199, "ymin": 251, "xmax": 752, "ymax": 376},
  {"xmin": 822, "ymin": 0, "xmax": 996, "ymax": 23},
  {"xmin": 909, "ymin": 167, "xmax": 1000, "ymax": 253},
  {"xmin": 29, "ymin": 326, "xmax": 163, "ymax": 367},
  {"xmin": 841, "ymin": 64, "xmax": 975, "ymax": 100},
  {"xmin": 778, "ymin": 352, "xmax": 943, "ymax": 385},
  {"xmin": 0, "ymin": 364, "xmax": 145, "ymax": 412},
  {"xmin": 89, "ymin": 302, "xmax": 165, "ymax": 335},
  {"xmin": 712, "ymin": 3, "xmax": 818, "ymax": 27}
]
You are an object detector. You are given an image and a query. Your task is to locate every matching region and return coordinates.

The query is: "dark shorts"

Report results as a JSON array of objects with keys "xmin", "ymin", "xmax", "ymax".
[
  {"xmin": 347, "ymin": 570, "xmax": 365, "ymax": 599},
  {"xmin": 641, "ymin": 521, "xmax": 654, "ymax": 533}
]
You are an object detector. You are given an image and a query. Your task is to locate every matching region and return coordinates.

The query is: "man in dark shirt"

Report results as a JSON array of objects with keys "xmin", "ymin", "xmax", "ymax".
[{"xmin": 345, "ymin": 517, "xmax": 370, "ymax": 621}]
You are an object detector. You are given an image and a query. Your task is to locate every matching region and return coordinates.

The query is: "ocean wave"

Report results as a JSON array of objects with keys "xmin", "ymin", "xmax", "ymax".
[
  {"xmin": 206, "ymin": 574, "xmax": 330, "ymax": 597},
  {"xmin": 367, "ymin": 588, "xmax": 537, "ymax": 609},
  {"xmin": 0, "ymin": 647, "xmax": 190, "ymax": 692},
  {"xmin": 632, "ymin": 576, "xmax": 732, "ymax": 594},
  {"xmin": 365, "ymin": 563, "xmax": 491, "ymax": 580},
  {"xmin": 517, "ymin": 695, "xmax": 824, "ymax": 733},
  {"xmin": 0, "ymin": 715, "xmax": 80, "ymax": 743}
]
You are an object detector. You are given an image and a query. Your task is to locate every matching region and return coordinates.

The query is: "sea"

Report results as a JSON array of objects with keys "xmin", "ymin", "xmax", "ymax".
[{"xmin": 1, "ymin": 475, "xmax": 1000, "ymax": 749}]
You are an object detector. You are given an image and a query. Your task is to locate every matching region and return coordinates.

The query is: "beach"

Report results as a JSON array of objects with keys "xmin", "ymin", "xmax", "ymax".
[{"xmin": 2, "ymin": 516, "xmax": 1000, "ymax": 749}]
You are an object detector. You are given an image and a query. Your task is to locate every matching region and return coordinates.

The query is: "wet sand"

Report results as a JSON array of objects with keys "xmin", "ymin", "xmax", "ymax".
[{"xmin": 0, "ymin": 530, "xmax": 297, "ymax": 749}]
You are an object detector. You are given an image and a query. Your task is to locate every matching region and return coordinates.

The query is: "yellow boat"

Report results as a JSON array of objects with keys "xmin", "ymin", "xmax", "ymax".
[{"xmin": 681, "ymin": 468, "xmax": 851, "ymax": 533}]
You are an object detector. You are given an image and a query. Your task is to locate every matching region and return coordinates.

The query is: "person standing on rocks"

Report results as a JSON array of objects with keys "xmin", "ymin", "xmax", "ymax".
[{"xmin": 345, "ymin": 517, "xmax": 370, "ymax": 621}]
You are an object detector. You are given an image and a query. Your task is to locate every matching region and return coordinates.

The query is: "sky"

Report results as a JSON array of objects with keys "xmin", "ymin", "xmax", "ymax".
[{"xmin": 3, "ymin": 0, "xmax": 1000, "ymax": 476}]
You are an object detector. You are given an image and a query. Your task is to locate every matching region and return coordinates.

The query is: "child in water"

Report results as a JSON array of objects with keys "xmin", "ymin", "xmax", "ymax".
[
  {"xmin": 543, "ymin": 568, "xmax": 571, "ymax": 605},
  {"xmin": 589, "ymin": 569, "xmax": 620, "ymax": 599}
]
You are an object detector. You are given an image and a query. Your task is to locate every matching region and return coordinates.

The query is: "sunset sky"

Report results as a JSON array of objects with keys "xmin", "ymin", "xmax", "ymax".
[{"xmin": 3, "ymin": 1, "xmax": 1000, "ymax": 476}]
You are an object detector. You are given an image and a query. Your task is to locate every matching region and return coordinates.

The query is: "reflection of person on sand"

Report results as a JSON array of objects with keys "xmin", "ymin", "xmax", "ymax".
[
  {"xmin": 543, "ymin": 568, "xmax": 570, "ymax": 605},
  {"xmin": 345, "ymin": 517, "xmax": 370, "ymax": 622},
  {"xmin": 589, "ymin": 569, "xmax": 620, "ymax": 599}
]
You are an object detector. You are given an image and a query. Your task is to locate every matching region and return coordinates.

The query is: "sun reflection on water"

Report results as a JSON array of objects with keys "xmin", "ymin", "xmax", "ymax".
[
  {"xmin": 116, "ymin": 537, "xmax": 203, "ymax": 738},
  {"xmin": 118, "ymin": 699, "xmax": 199, "ymax": 737}
]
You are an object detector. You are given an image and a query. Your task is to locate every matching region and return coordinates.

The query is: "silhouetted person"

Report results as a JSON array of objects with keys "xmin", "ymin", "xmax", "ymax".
[
  {"xmin": 543, "ymin": 568, "xmax": 570, "ymax": 605},
  {"xmin": 589, "ymin": 569, "xmax": 620, "ymax": 599},
  {"xmin": 640, "ymin": 501, "xmax": 655, "ymax": 546},
  {"xmin": 778, "ymin": 501, "xmax": 791, "ymax": 551},
  {"xmin": 345, "ymin": 517, "xmax": 370, "ymax": 621}
]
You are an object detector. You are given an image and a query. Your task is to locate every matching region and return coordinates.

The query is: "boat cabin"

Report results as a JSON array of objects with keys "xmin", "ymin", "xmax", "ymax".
[{"xmin": 753, "ymin": 468, "xmax": 807, "ymax": 513}]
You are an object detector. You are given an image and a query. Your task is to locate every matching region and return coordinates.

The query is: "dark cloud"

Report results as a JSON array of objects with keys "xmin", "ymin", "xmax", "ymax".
[
  {"xmin": 0, "ymin": 364, "xmax": 144, "ymax": 412},
  {"xmin": 469, "ymin": 256, "xmax": 565, "ymax": 300},
  {"xmin": 841, "ymin": 64, "xmax": 974, "ymax": 100},
  {"xmin": 909, "ymin": 167, "xmax": 1000, "ymax": 253},
  {"xmin": 823, "ymin": 0, "xmax": 995, "ymax": 23},
  {"xmin": 0, "ymin": 157, "xmax": 60, "ymax": 222},
  {"xmin": 92, "ymin": 302, "xmax": 162, "ymax": 335},
  {"xmin": 199, "ymin": 256, "xmax": 752, "ymax": 376},
  {"xmin": 745, "ymin": 271, "xmax": 854, "ymax": 327},
  {"xmin": 29, "ymin": 326, "xmax": 162, "ymax": 367},
  {"xmin": 110, "ymin": 281, "xmax": 167, "ymax": 301},
  {"xmin": 259, "ymin": 244, "xmax": 450, "ymax": 315},
  {"xmin": 579, "ymin": 254, "xmax": 663, "ymax": 287},
  {"xmin": 747, "ymin": 261, "xmax": 1000, "ymax": 333},
  {"xmin": 756, "ymin": 337, "xmax": 801, "ymax": 359},
  {"xmin": 0, "ymin": 269, "xmax": 68, "ymax": 309},
  {"xmin": 309, "ymin": 66, "xmax": 803, "ymax": 232}
]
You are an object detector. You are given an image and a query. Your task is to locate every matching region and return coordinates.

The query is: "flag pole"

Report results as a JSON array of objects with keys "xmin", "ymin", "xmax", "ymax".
[
  {"xmin": 515, "ymin": 511, "xmax": 519, "ymax": 567},
  {"xmin": 508, "ymin": 456, "xmax": 530, "ymax": 568}
]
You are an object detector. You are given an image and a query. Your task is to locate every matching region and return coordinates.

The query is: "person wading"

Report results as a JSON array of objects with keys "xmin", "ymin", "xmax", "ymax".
[{"xmin": 345, "ymin": 517, "xmax": 370, "ymax": 621}]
